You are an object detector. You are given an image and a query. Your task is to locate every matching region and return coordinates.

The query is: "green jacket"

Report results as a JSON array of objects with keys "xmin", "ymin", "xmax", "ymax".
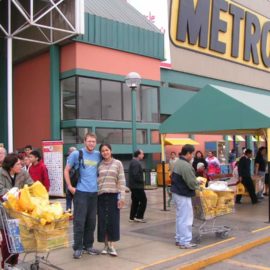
[{"xmin": 0, "ymin": 168, "xmax": 33, "ymax": 197}]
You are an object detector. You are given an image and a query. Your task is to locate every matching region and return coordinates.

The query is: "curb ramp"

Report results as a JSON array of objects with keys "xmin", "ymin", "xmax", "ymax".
[{"xmin": 135, "ymin": 227, "xmax": 270, "ymax": 270}]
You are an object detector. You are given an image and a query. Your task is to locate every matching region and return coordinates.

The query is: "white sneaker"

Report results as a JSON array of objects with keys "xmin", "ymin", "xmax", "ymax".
[
  {"xmin": 101, "ymin": 246, "xmax": 108, "ymax": 255},
  {"xmin": 134, "ymin": 218, "xmax": 146, "ymax": 223},
  {"xmin": 180, "ymin": 242, "xmax": 197, "ymax": 249},
  {"xmin": 107, "ymin": 246, "xmax": 118, "ymax": 256}
]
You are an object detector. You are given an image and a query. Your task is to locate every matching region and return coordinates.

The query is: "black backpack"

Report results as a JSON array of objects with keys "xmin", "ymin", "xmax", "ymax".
[{"xmin": 69, "ymin": 150, "xmax": 85, "ymax": 187}]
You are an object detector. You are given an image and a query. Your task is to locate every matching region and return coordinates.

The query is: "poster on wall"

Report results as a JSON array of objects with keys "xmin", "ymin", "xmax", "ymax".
[{"xmin": 42, "ymin": 140, "xmax": 64, "ymax": 197}]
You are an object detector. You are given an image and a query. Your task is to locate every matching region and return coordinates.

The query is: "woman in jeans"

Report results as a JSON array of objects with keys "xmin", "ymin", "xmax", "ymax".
[{"xmin": 97, "ymin": 144, "xmax": 126, "ymax": 257}]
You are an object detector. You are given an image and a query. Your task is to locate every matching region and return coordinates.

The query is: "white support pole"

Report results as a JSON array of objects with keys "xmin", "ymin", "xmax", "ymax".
[
  {"xmin": 7, "ymin": 36, "xmax": 13, "ymax": 153},
  {"xmin": 7, "ymin": 0, "xmax": 13, "ymax": 152}
]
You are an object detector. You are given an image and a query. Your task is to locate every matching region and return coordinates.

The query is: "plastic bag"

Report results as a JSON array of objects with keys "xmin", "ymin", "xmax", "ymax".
[{"xmin": 28, "ymin": 181, "xmax": 49, "ymax": 200}]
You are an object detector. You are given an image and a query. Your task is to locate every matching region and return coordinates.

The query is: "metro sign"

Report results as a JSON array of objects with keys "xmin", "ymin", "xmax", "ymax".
[{"xmin": 170, "ymin": 0, "xmax": 270, "ymax": 72}]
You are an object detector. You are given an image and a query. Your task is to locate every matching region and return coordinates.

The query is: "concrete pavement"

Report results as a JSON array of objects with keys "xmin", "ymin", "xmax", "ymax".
[{"xmin": 15, "ymin": 189, "xmax": 270, "ymax": 269}]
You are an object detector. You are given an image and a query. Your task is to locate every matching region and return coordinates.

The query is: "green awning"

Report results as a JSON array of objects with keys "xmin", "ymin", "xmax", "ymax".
[{"xmin": 160, "ymin": 84, "xmax": 270, "ymax": 135}]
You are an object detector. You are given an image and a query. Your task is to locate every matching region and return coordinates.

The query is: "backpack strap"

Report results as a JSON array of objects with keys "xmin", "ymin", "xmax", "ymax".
[{"xmin": 78, "ymin": 149, "xmax": 85, "ymax": 169}]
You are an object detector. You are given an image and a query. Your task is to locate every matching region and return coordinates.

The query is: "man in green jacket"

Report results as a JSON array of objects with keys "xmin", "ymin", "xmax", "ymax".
[{"xmin": 171, "ymin": 144, "xmax": 200, "ymax": 249}]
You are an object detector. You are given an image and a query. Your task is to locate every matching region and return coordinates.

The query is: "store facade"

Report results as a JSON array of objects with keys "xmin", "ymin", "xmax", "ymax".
[
  {"xmin": 0, "ymin": 0, "xmax": 165, "ymax": 172},
  {"xmin": 1, "ymin": 0, "xmax": 269, "ymax": 172}
]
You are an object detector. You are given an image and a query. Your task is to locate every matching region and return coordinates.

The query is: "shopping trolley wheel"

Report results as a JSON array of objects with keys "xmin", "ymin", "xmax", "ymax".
[
  {"xmin": 216, "ymin": 231, "xmax": 229, "ymax": 239},
  {"xmin": 30, "ymin": 262, "xmax": 39, "ymax": 270},
  {"xmin": 194, "ymin": 235, "xmax": 201, "ymax": 243}
]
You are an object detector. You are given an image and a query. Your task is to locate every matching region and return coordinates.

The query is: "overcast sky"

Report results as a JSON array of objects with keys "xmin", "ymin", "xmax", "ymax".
[{"xmin": 127, "ymin": 0, "xmax": 171, "ymax": 62}]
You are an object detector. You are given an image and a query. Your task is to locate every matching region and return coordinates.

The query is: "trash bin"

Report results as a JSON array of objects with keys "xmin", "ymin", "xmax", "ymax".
[{"xmin": 156, "ymin": 163, "xmax": 171, "ymax": 186}]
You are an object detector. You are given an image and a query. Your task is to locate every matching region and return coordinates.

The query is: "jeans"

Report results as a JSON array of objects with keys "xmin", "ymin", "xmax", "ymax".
[
  {"xmin": 73, "ymin": 190, "xmax": 97, "ymax": 250},
  {"xmin": 129, "ymin": 189, "xmax": 147, "ymax": 219},
  {"xmin": 172, "ymin": 193, "xmax": 193, "ymax": 245},
  {"xmin": 1, "ymin": 229, "xmax": 19, "ymax": 268}
]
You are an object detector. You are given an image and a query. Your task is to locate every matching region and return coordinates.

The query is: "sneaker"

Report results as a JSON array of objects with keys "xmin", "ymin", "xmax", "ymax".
[
  {"xmin": 180, "ymin": 243, "xmax": 197, "ymax": 249},
  {"xmin": 129, "ymin": 219, "xmax": 135, "ymax": 223},
  {"xmin": 73, "ymin": 249, "xmax": 83, "ymax": 259},
  {"xmin": 84, "ymin": 247, "xmax": 100, "ymax": 255},
  {"xmin": 134, "ymin": 218, "xmax": 146, "ymax": 223},
  {"xmin": 101, "ymin": 246, "xmax": 108, "ymax": 255},
  {"xmin": 107, "ymin": 246, "xmax": 118, "ymax": 257}
]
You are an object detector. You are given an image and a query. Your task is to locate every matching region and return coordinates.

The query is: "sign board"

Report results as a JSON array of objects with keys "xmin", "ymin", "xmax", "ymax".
[
  {"xmin": 170, "ymin": 0, "xmax": 270, "ymax": 72},
  {"xmin": 42, "ymin": 141, "xmax": 64, "ymax": 197}
]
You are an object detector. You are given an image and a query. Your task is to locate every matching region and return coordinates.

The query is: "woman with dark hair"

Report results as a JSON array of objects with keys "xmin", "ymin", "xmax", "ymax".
[
  {"xmin": 192, "ymin": 151, "xmax": 208, "ymax": 172},
  {"xmin": 0, "ymin": 153, "xmax": 33, "ymax": 268},
  {"xmin": 97, "ymin": 143, "xmax": 126, "ymax": 257}
]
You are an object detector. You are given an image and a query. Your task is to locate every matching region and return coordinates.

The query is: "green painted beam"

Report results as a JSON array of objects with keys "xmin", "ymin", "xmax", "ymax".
[
  {"xmin": 161, "ymin": 68, "xmax": 269, "ymax": 94},
  {"xmin": 61, "ymin": 119, "xmax": 160, "ymax": 130},
  {"xmin": 50, "ymin": 45, "xmax": 61, "ymax": 140},
  {"xmin": 0, "ymin": 39, "xmax": 8, "ymax": 148},
  {"xmin": 60, "ymin": 69, "xmax": 160, "ymax": 87}
]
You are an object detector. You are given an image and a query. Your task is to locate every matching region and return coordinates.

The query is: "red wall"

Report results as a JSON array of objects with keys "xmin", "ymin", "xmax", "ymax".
[
  {"xmin": 14, "ymin": 53, "xmax": 51, "ymax": 150},
  {"xmin": 61, "ymin": 43, "xmax": 161, "ymax": 80}
]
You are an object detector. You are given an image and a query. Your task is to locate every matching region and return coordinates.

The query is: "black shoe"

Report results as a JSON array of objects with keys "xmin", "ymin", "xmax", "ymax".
[
  {"xmin": 252, "ymin": 200, "xmax": 262, "ymax": 204},
  {"xmin": 73, "ymin": 250, "xmax": 83, "ymax": 259}
]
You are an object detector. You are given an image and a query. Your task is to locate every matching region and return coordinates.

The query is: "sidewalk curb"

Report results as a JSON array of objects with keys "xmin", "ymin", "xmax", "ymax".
[{"xmin": 179, "ymin": 235, "xmax": 270, "ymax": 270}]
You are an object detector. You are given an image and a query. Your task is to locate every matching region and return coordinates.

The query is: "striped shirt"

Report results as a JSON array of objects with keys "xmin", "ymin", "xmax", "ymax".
[{"xmin": 98, "ymin": 158, "xmax": 126, "ymax": 200}]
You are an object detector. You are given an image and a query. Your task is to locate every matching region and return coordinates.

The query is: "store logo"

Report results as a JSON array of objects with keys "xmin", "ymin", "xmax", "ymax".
[{"xmin": 170, "ymin": 0, "xmax": 270, "ymax": 71}]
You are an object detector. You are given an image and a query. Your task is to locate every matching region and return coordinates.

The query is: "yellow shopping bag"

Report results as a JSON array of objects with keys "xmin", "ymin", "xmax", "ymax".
[{"xmin": 236, "ymin": 183, "xmax": 246, "ymax": 195}]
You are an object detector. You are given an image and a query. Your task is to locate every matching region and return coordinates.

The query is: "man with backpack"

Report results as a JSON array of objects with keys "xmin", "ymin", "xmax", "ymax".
[{"xmin": 64, "ymin": 133, "xmax": 101, "ymax": 259}]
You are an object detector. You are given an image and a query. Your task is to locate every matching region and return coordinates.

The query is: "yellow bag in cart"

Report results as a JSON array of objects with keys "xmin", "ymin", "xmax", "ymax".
[
  {"xmin": 236, "ymin": 183, "xmax": 246, "ymax": 195},
  {"xmin": 28, "ymin": 181, "xmax": 49, "ymax": 201}
]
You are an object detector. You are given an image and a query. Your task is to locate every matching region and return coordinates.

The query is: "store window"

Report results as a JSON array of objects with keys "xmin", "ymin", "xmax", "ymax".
[
  {"xmin": 151, "ymin": 130, "xmax": 160, "ymax": 144},
  {"xmin": 141, "ymin": 86, "xmax": 159, "ymax": 122},
  {"xmin": 78, "ymin": 77, "xmax": 101, "ymax": 119},
  {"xmin": 123, "ymin": 84, "xmax": 141, "ymax": 121},
  {"xmin": 61, "ymin": 77, "xmax": 76, "ymax": 120},
  {"xmin": 78, "ymin": 128, "xmax": 91, "ymax": 142},
  {"xmin": 61, "ymin": 77, "xmax": 160, "ymax": 124},
  {"xmin": 123, "ymin": 129, "xmax": 147, "ymax": 144},
  {"xmin": 62, "ymin": 128, "xmax": 92, "ymax": 144},
  {"xmin": 102, "ymin": 81, "xmax": 122, "ymax": 120},
  {"xmin": 96, "ymin": 128, "xmax": 123, "ymax": 144},
  {"xmin": 62, "ymin": 128, "xmax": 77, "ymax": 144}
]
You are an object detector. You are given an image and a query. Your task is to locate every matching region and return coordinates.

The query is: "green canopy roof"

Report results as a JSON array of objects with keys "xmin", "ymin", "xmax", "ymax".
[{"xmin": 160, "ymin": 84, "xmax": 270, "ymax": 135}]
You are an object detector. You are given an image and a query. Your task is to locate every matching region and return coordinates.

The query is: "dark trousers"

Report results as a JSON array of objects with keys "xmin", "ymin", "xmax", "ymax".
[
  {"xmin": 236, "ymin": 177, "xmax": 258, "ymax": 204},
  {"xmin": 73, "ymin": 190, "xmax": 97, "ymax": 250},
  {"xmin": 97, "ymin": 193, "xmax": 120, "ymax": 242},
  {"xmin": 1, "ymin": 229, "xmax": 19, "ymax": 268},
  {"xmin": 130, "ymin": 189, "xmax": 147, "ymax": 219}
]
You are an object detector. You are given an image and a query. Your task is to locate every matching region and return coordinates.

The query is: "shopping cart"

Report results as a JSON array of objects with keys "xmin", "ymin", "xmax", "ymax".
[
  {"xmin": 192, "ymin": 190, "xmax": 233, "ymax": 242},
  {"xmin": 0, "ymin": 204, "xmax": 73, "ymax": 270}
]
